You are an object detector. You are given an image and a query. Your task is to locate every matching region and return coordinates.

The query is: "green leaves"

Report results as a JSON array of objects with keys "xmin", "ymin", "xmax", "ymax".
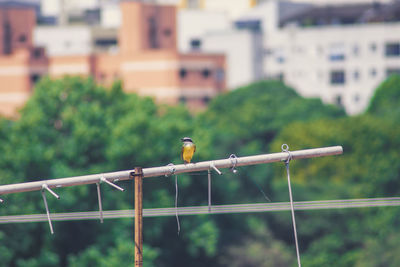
[
  {"xmin": 0, "ymin": 75, "xmax": 399, "ymax": 266},
  {"xmin": 367, "ymin": 74, "xmax": 400, "ymax": 119}
]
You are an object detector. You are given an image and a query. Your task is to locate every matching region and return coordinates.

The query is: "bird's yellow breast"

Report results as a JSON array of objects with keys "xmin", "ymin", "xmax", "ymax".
[{"xmin": 182, "ymin": 143, "xmax": 196, "ymax": 163}]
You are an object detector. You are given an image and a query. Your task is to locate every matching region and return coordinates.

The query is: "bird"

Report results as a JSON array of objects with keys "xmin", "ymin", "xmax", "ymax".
[{"xmin": 181, "ymin": 137, "xmax": 196, "ymax": 164}]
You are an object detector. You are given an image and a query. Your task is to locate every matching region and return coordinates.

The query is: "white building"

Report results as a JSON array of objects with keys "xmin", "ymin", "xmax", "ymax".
[
  {"xmin": 34, "ymin": 26, "xmax": 118, "ymax": 56},
  {"xmin": 178, "ymin": 9, "xmax": 265, "ymax": 89},
  {"xmin": 35, "ymin": 0, "xmax": 400, "ymax": 114},
  {"xmin": 178, "ymin": 0, "xmax": 257, "ymax": 18},
  {"xmin": 201, "ymin": 29, "xmax": 264, "ymax": 89},
  {"xmin": 236, "ymin": 0, "xmax": 400, "ymax": 114},
  {"xmin": 265, "ymin": 23, "xmax": 400, "ymax": 114}
]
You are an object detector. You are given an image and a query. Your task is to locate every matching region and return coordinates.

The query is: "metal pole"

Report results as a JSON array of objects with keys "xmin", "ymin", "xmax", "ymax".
[
  {"xmin": 0, "ymin": 146, "xmax": 343, "ymax": 196},
  {"xmin": 133, "ymin": 167, "xmax": 143, "ymax": 267}
]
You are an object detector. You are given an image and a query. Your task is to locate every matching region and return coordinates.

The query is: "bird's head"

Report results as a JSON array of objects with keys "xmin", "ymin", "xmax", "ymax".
[{"xmin": 181, "ymin": 137, "xmax": 193, "ymax": 143}]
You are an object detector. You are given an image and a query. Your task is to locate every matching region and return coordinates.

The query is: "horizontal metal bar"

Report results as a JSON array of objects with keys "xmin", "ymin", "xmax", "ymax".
[
  {"xmin": 0, "ymin": 146, "xmax": 343, "ymax": 196},
  {"xmin": 0, "ymin": 197, "xmax": 398, "ymax": 224}
]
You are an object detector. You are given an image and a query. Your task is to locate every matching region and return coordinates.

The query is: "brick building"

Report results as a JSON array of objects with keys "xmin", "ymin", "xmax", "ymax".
[{"xmin": 0, "ymin": 1, "xmax": 226, "ymax": 117}]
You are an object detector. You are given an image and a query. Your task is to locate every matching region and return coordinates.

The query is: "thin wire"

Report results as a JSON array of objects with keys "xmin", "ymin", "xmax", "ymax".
[
  {"xmin": 1, "ymin": 197, "xmax": 400, "ymax": 223},
  {"xmin": 175, "ymin": 174, "xmax": 180, "ymax": 235},
  {"xmin": 96, "ymin": 183, "xmax": 104, "ymax": 223},
  {"xmin": 285, "ymin": 154, "xmax": 301, "ymax": 267},
  {"xmin": 41, "ymin": 190, "xmax": 54, "ymax": 234},
  {"xmin": 248, "ymin": 175, "xmax": 271, "ymax": 202},
  {"xmin": 208, "ymin": 169, "xmax": 212, "ymax": 213}
]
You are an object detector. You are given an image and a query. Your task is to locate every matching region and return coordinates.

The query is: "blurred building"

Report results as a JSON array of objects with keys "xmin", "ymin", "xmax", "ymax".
[
  {"xmin": 178, "ymin": 0, "xmax": 257, "ymax": 18},
  {"xmin": 178, "ymin": 0, "xmax": 400, "ymax": 114},
  {"xmin": 178, "ymin": 9, "xmax": 264, "ymax": 89},
  {"xmin": 260, "ymin": 0, "xmax": 400, "ymax": 114},
  {"xmin": 0, "ymin": 0, "xmax": 226, "ymax": 117},
  {"xmin": 0, "ymin": 2, "xmax": 47, "ymax": 117}
]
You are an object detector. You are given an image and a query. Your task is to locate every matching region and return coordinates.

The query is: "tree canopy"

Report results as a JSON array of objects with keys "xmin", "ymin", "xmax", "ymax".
[{"xmin": 0, "ymin": 75, "xmax": 399, "ymax": 266}]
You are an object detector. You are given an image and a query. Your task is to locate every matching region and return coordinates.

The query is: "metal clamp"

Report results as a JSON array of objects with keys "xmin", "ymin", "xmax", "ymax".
[
  {"xmin": 229, "ymin": 154, "xmax": 238, "ymax": 173},
  {"xmin": 282, "ymin": 144, "xmax": 292, "ymax": 164},
  {"xmin": 165, "ymin": 163, "xmax": 176, "ymax": 177}
]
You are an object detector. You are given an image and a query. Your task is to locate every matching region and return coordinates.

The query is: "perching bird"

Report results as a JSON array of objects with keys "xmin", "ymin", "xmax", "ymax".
[{"xmin": 181, "ymin": 137, "xmax": 196, "ymax": 164}]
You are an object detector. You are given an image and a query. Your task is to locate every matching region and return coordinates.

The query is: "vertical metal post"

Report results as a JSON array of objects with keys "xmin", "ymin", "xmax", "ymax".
[{"xmin": 133, "ymin": 167, "xmax": 143, "ymax": 267}]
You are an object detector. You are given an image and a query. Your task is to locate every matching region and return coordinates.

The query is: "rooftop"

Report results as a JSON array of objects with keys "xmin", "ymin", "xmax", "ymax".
[{"xmin": 280, "ymin": 1, "xmax": 400, "ymax": 27}]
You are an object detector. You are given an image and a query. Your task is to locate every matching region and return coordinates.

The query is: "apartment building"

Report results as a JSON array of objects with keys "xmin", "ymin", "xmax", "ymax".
[
  {"xmin": 0, "ymin": 0, "xmax": 226, "ymax": 117},
  {"xmin": 261, "ymin": 0, "xmax": 400, "ymax": 114},
  {"xmin": 178, "ymin": 0, "xmax": 400, "ymax": 114}
]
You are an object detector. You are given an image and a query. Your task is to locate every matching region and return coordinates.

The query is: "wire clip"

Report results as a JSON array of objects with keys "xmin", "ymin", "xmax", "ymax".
[
  {"xmin": 229, "ymin": 154, "xmax": 238, "ymax": 173},
  {"xmin": 165, "ymin": 163, "xmax": 176, "ymax": 177},
  {"xmin": 281, "ymin": 144, "xmax": 292, "ymax": 164}
]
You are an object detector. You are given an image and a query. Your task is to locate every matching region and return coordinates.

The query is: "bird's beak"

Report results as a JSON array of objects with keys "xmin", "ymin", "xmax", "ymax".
[{"xmin": 180, "ymin": 138, "xmax": 184, "ymax": 142}]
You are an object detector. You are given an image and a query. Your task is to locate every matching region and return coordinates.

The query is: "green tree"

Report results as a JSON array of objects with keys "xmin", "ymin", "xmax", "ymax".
[
  {"xmin": 268, "ymin": 115, "xmax": 400, "ymax": 267},
  {"xmin": 0, "ymin": 77, "xmax": 206, "ymax": 266},
  {"xmin": 367, "ymin": 74, "xmax": 400, "ymax": 119}
]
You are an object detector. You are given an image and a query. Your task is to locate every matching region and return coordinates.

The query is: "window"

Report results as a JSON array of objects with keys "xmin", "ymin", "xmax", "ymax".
[
  {"xmin": 328, "ymin": 43, "xmax": 345, "ymax": 61},
  {"xmin": 335, "ymin": 95, "xmax": 343, "ymax": 106},
  {"xmin": 275, "ymin": 49, "xmax": 285, "ymax": 63},
  {"xmin": 353, "ymin": 70, "xmax": 360, "ymax": 80},
  {"xmin": 203, "ymin": 96, "xmax": 211, "ymax": 104},
  {"xmin": 370, "ymin": 68, "xmax": 377, "ymax": 77},
  {"xmin": 190, "ymin": 39, "xmax": 201, "ymax": 51},
  {"xmin": 353, "ymin": 45, "xmax": 359, "ymax": 56},
  {"xmin": 370, "ymin": 43, "xmax": 377, "ymax": 52},
  {"xmin": 30, "ymin": 74, "xmax": 41, "ymax": 84},
  {"xmin": 276, "ymin": 56, "xmax": 285, "ymax": 63},
  {"xmin": 215, "ymin": 69, "xmax": 224, "ymax": 82},
  {"xmin": 386, "ymin": 68, "xmax": 400, "ymax": 76},
  {"xmin": 148, "ymin": 17, "xmax": 158, "ymax": 49},
  {"xmin": 179, "ymin": 96, "xmax": 186, "ymax": 104},
  {"xmin": 330, "ymin": 70, "xmax": 346, "ymax": 85},
  {"xmin": 32, "ymin": 48, "xmax": 42, "ymax": 59},
  {"xmin": 179, "ymin": 69, "xmax": 187, "ymax": 79},
  {"xmin": 235, "ymin": 20, "xmax": 261, "ymax": 32},
  {"xmin": 385, "ymin": 43, "xmax": 400, "ymax": 57},
  {"xmin": 19, "ymin": 34, "xmax": 27, "ymax": 43},
  {"xmin": 202, "ymin": 69, "xmax": 211, "ymax": 78},
  {"xmin": 329, "ymin": 54, "xmax": 345, "ymax": 61},
  {"xmin": 163, "ymin": 29, "xmax": 171, "ymax": 37},
  {"xmin": 95, "ymin": 38, "xmax": 117, "ymax": 47},
  {"xmin": 3, "ymin": 22, "xmax": 11, "ymax": 54}
]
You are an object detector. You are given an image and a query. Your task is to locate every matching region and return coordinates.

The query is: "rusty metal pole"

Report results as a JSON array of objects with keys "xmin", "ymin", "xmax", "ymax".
[{"xmin": 133, "ymin": 167, "xmax": 143, "ymax": 267}]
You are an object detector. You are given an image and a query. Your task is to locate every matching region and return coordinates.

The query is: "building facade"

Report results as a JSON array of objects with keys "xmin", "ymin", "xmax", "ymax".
[
  {"xmin": 261, "ymin": 0, "xmax": 400, "ymax": 114},
  {"xmin": 0, "ymin": 1, "xmax": 226, "ymax": 117}
]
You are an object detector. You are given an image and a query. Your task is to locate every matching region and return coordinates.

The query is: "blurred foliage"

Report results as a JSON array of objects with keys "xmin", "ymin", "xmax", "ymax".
[
  {"xmin": 367, "ymin": 74, "xmax": 400, "ymax": 120},
  {"xmin": 0, "ymin": 75, "xmax": 399, "ymax": 266}
]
